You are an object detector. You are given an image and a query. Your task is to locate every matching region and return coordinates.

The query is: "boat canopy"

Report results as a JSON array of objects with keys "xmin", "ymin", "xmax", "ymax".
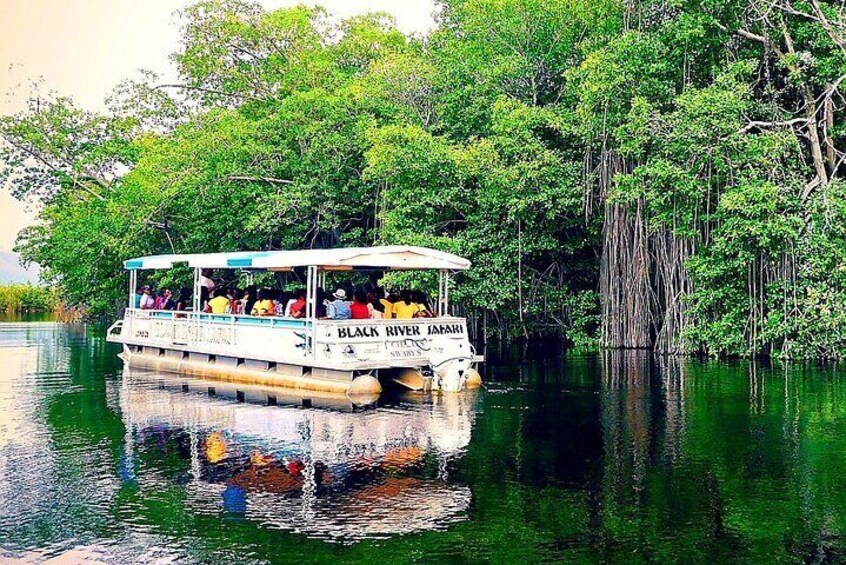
[{"xmin": 123, "ymin": 245, "xmax": 471, "ymax": 271}]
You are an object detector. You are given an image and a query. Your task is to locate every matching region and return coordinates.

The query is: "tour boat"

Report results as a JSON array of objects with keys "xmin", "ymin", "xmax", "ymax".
[{"xmin": 106, "ymin": 246, "xmax": 483, "ymax": 396}]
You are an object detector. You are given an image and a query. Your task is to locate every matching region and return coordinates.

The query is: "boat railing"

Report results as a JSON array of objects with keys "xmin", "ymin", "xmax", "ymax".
[
  {"xmin": 125, "ymin": 308, "xmax": 311, "ymax": 329},
  {"xmin": 126, "ymin": 308, "xmax": 461, "ymax": 328}
]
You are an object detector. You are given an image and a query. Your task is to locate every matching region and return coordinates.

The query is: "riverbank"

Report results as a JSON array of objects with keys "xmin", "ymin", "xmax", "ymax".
[{"xmin": 0, "ymin": 284, "xmax": 56, "ymax": 313}]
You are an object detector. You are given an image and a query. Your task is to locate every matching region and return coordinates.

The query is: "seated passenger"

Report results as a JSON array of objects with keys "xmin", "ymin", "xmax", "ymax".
[
  {"xmin": 139, "ymin": 286, "xmax": 155, "ymax": 310},
  {"xmin": 282, "ymin": 290, "xmax": 297, "ymax": 317},
  {"xmin": 175, "ymin": 288, "xmax": 192, "ymax": 311},
  {"xmin": 251, "ymin": 289, "xmax": 276, "ymax": 316},
  {"xmin": 326, "ymin": 289, "xmax": 351, "ymax": 320},
  {"xmin": 350, "ymin": 290, "xmax": 371, "ymax": 319},
  {"xmin": 242, "ymin": 287, "xmax": 256, "ymax": 316},
  {"xmin": 368, "ymin": 292, "xmax": 385, "ymax": 319},
  {"xmin": 378, "ymin": 287, "xmax": 393, "ymax": 314},
  {"xmin": 153, "ymin": 290, "xmax": 164, "ymax": 310},
  {"xmin": 228, "ymin": 289, "xmax": 243, "ymax": 314},
  {"xmin": 315, "ymin": 288, "xmax": 327, "ymax": 318},
  {"xmin": 273, "ymin": 290, "xmax": 287, "ymax": 317},
  {"xmin": 206, "ymin": 288, "xmax": 230, "ymax": 314},
  {"xmin": 200, "ymin": 269, "xmax": 216, "ymax": 293},
  {"xmin": 288, "ymin": 289, "xmax": 306, "ymax": 318},
  {"xmin": 391, "ymin": 290, "xmax": 422, "ymax": 319},
  {"xmin": 159, "ymin": 289, "xmax": 176, "ymax": 311},
  {"xmin": 414, "ymin": 290, "xmax": 435, "ymax": 318}
]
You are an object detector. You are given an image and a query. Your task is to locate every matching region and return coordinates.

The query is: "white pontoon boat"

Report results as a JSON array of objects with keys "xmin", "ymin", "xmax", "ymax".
[{"xmin": 106, "ymin": 246, "xmax": 483, "ymax": 395}]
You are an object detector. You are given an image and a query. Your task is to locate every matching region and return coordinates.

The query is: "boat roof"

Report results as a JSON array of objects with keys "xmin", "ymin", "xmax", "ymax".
[{"xmin": 123, "ymin": 245, "xmax": 471, "ymax": 271}]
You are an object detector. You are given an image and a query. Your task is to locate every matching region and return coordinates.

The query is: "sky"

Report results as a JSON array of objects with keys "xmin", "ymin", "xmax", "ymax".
[{"xmin": 0, "ymin": 0, "xmax": 438, "ymax": 259}]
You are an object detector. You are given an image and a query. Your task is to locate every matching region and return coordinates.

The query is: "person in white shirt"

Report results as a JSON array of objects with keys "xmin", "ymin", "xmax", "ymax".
[
  {"xmin": 139, "ymin": 287, "xmax": 155, "ymax": 310},
  {"xmin": 199, "ymin": 269, "xmax": 216, "ymax": 292}
]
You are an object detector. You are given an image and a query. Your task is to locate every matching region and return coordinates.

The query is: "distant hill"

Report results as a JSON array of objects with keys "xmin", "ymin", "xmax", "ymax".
[{"xmin": 0, "ymin": 252, "xmax": 39, "ymax": 284}]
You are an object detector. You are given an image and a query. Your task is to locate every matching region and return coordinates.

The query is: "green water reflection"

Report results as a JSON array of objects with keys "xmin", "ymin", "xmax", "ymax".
[{"xmin": 1, "ymin": 324, "xmax": 846, "ymax": 563}]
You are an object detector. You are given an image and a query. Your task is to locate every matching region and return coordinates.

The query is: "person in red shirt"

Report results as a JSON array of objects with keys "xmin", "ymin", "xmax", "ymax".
[
  {"xmin": 289, "ymin": 289, "xmax": 307, "ymax": 318},
  {"xmin": 350, "ymin": 290, "xmax": 371, "ymax": 319}
]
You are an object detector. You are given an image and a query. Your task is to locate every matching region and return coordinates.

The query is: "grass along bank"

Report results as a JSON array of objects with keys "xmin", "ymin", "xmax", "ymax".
[{"xmin": 0, "ymin": 285, "xmax": 58, "ymax": 314}]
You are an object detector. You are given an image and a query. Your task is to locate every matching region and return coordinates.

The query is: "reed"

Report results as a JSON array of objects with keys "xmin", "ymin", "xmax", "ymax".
[{"xmin": 0, "ymin": 284, "xmax": 58, "ymax": 314}]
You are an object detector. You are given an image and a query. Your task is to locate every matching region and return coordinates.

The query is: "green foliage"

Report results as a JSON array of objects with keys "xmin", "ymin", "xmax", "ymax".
[
  {"xmin": 0, "ymin": 285, "xmax": 57, "ymax": 313},
  {"xmin": 7, "ymin": 0, "xmax": 846, "ymax": 354}
]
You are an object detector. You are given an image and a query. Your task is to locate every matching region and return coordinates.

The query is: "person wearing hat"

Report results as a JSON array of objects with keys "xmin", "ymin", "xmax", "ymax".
[{"xmin": 326, "ymin": 288, "xmax": 352, "ymax": 320}]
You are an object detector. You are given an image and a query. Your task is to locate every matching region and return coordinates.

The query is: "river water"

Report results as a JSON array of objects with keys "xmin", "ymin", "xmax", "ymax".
[{"xmin": 1, "ymin": 322, "xmax": 845, "ymax": 564}]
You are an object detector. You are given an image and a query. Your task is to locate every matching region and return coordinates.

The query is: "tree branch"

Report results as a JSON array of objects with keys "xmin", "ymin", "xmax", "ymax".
[
  {"xmin": 152, "ymin": 84, "xmax": 261, "ymax": 102},
  {"xmin": 226, "ymin": 174, "xmax": 294, "ymax": 185},
  {"xmin": 738, "ymin": 117, "xmax": 809, "ymax": 133},
  {"xmin": 0, "ymin": 133, "xmax": 106, "ymax": 201}
]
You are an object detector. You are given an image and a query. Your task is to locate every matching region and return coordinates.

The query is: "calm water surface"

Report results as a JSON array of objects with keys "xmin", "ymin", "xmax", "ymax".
[{"xmin": 1, "ymin": 323, "xmax": 846, "ymax": 564}]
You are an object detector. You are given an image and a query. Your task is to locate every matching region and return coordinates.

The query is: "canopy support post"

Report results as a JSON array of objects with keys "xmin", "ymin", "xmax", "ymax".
[
  {"xmin": 438, "ymin": 270, "xmax": 450, "ymax": 316},
  {"xmin": 128, "ymin": 270, "xmax": 137, "ymax": 309},
  {"xmin": 445, "ymin": 271, "xmax": 450, "ymax": 316},
  {"xmin": 306, "ymin": 265, "xmax": 317, "ymax": 358},
  {"xmin": 192, "ymin": 268, "xmax": 201, "ymax": 312}
]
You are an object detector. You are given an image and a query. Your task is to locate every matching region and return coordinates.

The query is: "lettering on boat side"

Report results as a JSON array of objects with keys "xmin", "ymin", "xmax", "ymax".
[
  {"xmin": 335, "ymin": 323, "xmax": 465, "ymax": 340},
  {"xmin": 337, "ymin": 326, "xmax": 381, "ymax": 339},
  {"xmin": 385, "ymin": 325, "xmax": 422, "ymax": 337},
  {"xmin": 427, "ymin": 323, "xmax": 464, "ymax": 335}
]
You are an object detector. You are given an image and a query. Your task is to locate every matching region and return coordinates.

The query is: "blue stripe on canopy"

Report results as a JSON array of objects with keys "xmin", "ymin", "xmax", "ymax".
[
  {"xmin": 125, "ymin": 260, "xmax": 143, "ymax": 269},
  {"xmin": 227, "ymin": 258, "xmax": 253, "ymax": 267}
]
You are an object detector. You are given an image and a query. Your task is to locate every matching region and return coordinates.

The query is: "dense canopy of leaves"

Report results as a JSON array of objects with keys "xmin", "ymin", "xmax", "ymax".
[{"xmin": 5, "ymin": 0, "xmax": 846, "ymax": 357}]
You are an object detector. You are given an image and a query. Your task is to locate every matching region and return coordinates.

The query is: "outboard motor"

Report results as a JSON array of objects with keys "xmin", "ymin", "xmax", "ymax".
[{"xmin": 428, "ymin": 341, "xmax": 472, "ymax": 392}]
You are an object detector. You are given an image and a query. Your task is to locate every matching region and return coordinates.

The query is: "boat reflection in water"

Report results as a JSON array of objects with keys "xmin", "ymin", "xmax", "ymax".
[{"xmin": 117, "ymin": 367, "xmax": 480, "ymax": 542}]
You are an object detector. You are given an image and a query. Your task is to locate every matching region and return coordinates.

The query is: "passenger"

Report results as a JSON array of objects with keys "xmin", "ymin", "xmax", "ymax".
[
  {"xmin": 350, "ymin": 290, "xmax": 371, "ymax": 319},
  {"xmin": 153, "ymin": 290, "xmax": 163, "ymax": 310},
  {"xmin": 279, "ymin": 290, "xmax": 291, "ymax": 316},
  {"xmin": 159, "ymin": 289, "xmax": 176, "ymax": 311},
  {"xmin": 175, "ymin": 288, "xmax": 192, "ymax": 311},
  {"xmin": 206, "ymin": 288, "xmax": 230, "ymax": 314},
  {"xmin": 139, "ymin": 286, "xmax": 155, "ymax": 310},
  {"xmin": 273, "ymin": 290, "xmax": 287, "ymax": 317},
  {"xmin": 282, "ymin": 292, "xmax": 295, "ymax": 317},
  {"xmin": 326, "ymin": 288, "xmax": 351, "ymax": 320},
  {"xmin": 228, "ymin": 289, "xmax": 243, "ymax": 314},
  {"xmin": 251, "ymin": 289, "xmax": 276, "ymax": 316},
  {"xmin": 288, "ymin": 289, "xmax": 307, "ymax": 318},
  {"xmin": 379, "ymin": 287, "xmax": 393, "ymax": 314},
  {"xmin": 414, "ymin": 290, "xmax": 435, "ymax": 318},
  {"xmin": 200, "ymin": 269, "xmax": 216, "ymax": 293},
  {"xmin": 153, "ymin": 289, "xmax": 167, "ymax": 310},
  {"xmin": 200, "ymin": 287, "xmax": 210, "ymax": 311},
  {"xmin": 133, "ymin": 287, "xmax": 143, "ymax": 309},
  {"xmin": 391, "ymin": 290, "xmax": 421, "ymax": 319},
  {"xmin": 315, "ymin": 288, "xmax": 327, "ymax": 319},
  {"xmin": 367, "ymin": 292, "xmax": 385, "ymax": 319},
  {"xmin": 243, "ymin": 286, "xmax": 257, "ymax": 316}
]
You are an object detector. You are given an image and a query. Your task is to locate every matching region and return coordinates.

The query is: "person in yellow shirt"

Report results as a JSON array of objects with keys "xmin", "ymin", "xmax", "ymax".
[
  {"xmin": 392, "ymin": 290, "xmax": 423, "ymax": 319},
  {"xmin": 379, "ymin": 287, "xmax": 393, "ymax": 314},
  {"xmin": 205, "ymin": 288, "xmax": 230, "ymax": 314},
  {"xmin": 251, "ymin": 289, "xmax": 276, "ymax": 316}
]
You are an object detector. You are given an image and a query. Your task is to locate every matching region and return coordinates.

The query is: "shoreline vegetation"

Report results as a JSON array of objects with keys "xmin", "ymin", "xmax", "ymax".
[
  {"xmin": 4, "ymin": 0, "xmax": 846, "ymax": 358},
  {"xmin": 0, "ymin": 284, "xmax": 83, "ymax": 322},
  {"xmin": 0, "ymin": 284, "xmax": 57, "ymax": 315}
]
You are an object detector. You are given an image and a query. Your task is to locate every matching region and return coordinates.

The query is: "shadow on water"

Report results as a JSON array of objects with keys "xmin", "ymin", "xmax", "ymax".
[{"xmin": 3, "ymin": 325, "xmax": 846, "ymax": 563}]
